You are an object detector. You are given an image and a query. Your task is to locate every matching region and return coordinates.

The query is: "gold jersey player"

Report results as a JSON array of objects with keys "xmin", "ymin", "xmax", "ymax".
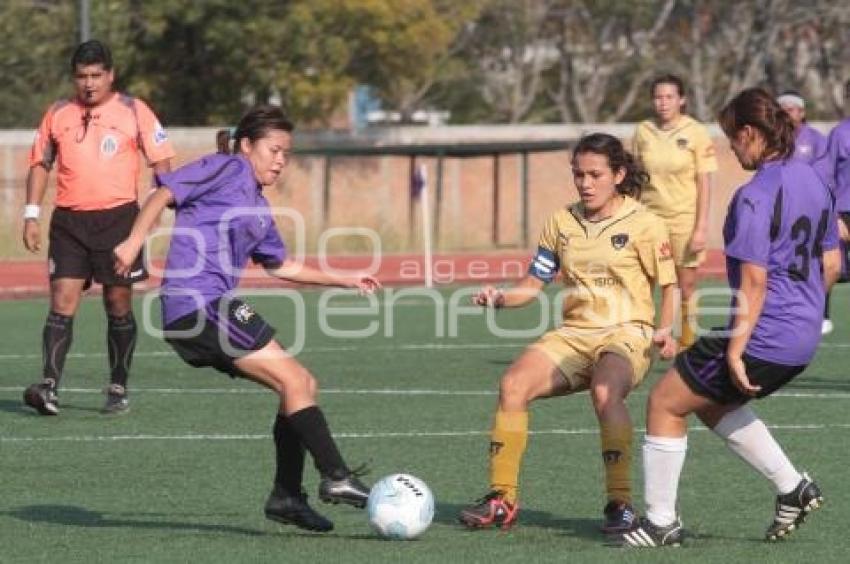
[
  {"xmin": 458, "ymin": 134, "xmax": 678, "ymax": 534},
  {"xmin": 634, "ymin": 74, "xmax": 718, "ymax": 349}
]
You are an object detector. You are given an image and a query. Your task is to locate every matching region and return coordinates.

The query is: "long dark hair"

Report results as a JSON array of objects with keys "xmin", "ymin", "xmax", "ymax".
[
  {"xmin": 215, "ymin": 104, "xmax": 294, "ymax": 154},
  {"xmin": 719, "ymin": 88, "xmax": 795, "ymax": 163},
  {"xmin": 573, "ymin": 133, "xmax": 649, "ymax": 199}
]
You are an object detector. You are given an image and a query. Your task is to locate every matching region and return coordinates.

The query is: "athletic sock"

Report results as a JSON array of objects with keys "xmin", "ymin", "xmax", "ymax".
[
  {"xmin": 679, "ymin": 300, "xmax": 696, "ymax": 349},
  {"xmin": 42, "ymin": 311, "xmax": 73, "ymax": 387},
  {"xmin": 600, "ymin": 422, "xmax": 633, "ymax": 504},
  {"xmin": 287, "ymin": 406, "xmax": 348, "ymax": 479},
  {"xmin": 107, "ymin": 312, "xmax": 137, "ymax": 388},
  {"xmin": 643, "ymin": 434, "xmax": 688, "ymax": 527},
  {"xmin": 712, "ymin": 405, "xmax": 802, "ymax": 494},
  {"xmin": 273, "ymin": 413, "xmax": 306, "ymax": 495},
  {"xmin": 488, "ymin": 410, "xmax": 528, "ymax": 505}
]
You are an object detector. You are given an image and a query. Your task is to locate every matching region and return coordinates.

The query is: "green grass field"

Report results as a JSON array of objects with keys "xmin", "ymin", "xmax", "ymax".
[{"xmin": 2, "ymin": 284, "xmax": 850, "ymax": 563}]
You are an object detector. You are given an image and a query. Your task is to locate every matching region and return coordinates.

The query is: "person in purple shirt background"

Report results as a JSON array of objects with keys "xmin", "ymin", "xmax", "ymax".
[
  {"xmin": 818, "ymin": 81, "xmax": 850, "ymax": 303},
  {"xmin": 778, "ymin": 90, "xmax": 834, "ymax": 334},
  {"xmin": 621, "ymin": 88, "xmax": 841, "ymax": 548},
  {"xmin": 777, "ymin": 90, "xmax": 828, "ymax": 165},
  {"xmin": 113, "ymin": 105, "xmax": 380, "ymax": 534}
]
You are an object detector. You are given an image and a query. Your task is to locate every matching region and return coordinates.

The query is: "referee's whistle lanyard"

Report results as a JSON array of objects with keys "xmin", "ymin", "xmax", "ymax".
[{"xmin": 76, "ymin": 109, "xmax": 94, "ymax": 143}]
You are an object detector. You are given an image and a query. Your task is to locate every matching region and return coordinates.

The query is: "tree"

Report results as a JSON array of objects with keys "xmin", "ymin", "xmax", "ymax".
[{"xmin": 0, "ymin": 1, "xmax": 76, "ymax": 128}]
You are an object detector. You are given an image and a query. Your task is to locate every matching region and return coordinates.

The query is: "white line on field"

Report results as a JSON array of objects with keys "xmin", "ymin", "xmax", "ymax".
[
  {"xmin": 0, "ymin": 342, "xmax": 529, "ymax": 361},
  {"xmin": 1, "ymin": 387, "xmax": 848, "ymax": 399},
  {"xmin": 2, "ymin": 340, "xmax": 850, "ymax": 362},
  {"xmin": 2, "ymin": 423, "xmax": 850, "ymax": 443}
]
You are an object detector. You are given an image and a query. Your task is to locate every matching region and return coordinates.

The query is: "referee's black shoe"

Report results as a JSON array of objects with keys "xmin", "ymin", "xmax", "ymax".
[
  {"xmin": 265, "ymin": 486, "xmax": 333, "ymax": 532},
  {"xmin": 319, "ymin": 468, "xmax": 371, "ymax": 508}
]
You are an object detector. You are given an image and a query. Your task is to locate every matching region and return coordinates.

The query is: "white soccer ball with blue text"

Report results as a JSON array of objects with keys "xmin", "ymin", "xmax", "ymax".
[{"xmin": 367, "ymin": 473, "xmax": 435, "ymax": 540}]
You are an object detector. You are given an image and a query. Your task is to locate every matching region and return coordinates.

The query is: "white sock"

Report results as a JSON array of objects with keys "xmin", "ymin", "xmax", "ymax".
[
  {"xmin": 712, "ymin": 405, "xmax": 802, "ymax": 494},
  {"xmin": 643, "ymin": 434, "xmax": 688, "ymax": 527}
]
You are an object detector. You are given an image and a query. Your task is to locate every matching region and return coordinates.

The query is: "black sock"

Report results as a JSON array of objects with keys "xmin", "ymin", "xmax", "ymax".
[
  {"xmin": 273, "ymin": 413, "xmax": 306, "ymax": 494},
  {"xmin": 107, "ymin": 312, "xmax": 137, "ymax": 387},
  {"xmin": 42, "ymin": 312, "xmax": 73, "ymax": 387},
  {"xmin": 287, "ymin": 406, "xmax": 348, "ymax": 479},
  {"xmin": 825, "ymin": 292, "xmax": 831, "ymax": 320}
]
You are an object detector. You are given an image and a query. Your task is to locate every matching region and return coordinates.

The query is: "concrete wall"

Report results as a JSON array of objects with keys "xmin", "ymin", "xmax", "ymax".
[{"xmin": 0, "ymin": 123, "xmax": 836, "ymax": 258}]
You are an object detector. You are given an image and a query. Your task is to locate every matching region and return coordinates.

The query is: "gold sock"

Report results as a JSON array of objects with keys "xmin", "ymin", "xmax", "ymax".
[
  {"xmin": 488, "ymin": 410, "xmax": 528, "ymax": 505},
  {"xmin": 600, "ymin": 423, "xmax": 633, "ymax": 504},
  {"xmin": 679, "ymin": 300, "xmax": 696, "ymax": 349}
]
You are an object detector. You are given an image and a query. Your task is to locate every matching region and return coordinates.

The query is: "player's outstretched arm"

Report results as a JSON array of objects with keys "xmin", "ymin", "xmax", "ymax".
[
  {"xmin": 473, "ymin": 275, "xmax": 544, "ymax": 309},
  {"xmin": 266, "ymin": 260, "xmax": 381, "ymax": 295},
  {"xmin": 652, "ymin": 282, "xmax": 678, "ymax": 359},
  {"xmin": 113, "ymin": 187, "xmax": 175, "ymax": 276}
]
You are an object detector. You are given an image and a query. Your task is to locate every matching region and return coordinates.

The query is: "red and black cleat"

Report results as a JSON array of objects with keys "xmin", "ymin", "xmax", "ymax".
[{"xmin": 458, "ymin": 490, "xmax": 519, "ymax": 530}]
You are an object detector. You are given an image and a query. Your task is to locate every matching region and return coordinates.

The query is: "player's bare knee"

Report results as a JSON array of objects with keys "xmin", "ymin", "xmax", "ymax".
[{"xmin": 499, "ymin": 371, "xmax": 532, "ymax": 406}]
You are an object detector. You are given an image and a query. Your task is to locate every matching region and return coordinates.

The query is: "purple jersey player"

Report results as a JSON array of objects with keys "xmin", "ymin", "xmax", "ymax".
[
  {"xmin": 821, "ymin": 118, "xmax": 850, "ymax": 211},
  {"xmin": 777, "ymin": 90, "xmax": 827, "ymax": 165},
  {"xmin": 621, "ymin": 88, "xmax": 841, "ymax": 548},
  {"xmin": 113, "ymin": 105, "xmax": 380, "ymax": 533}
]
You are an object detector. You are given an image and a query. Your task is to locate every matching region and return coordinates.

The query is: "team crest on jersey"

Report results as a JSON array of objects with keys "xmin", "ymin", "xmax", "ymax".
[
  {"xmin": 100, "ymin": 134, "xmax": 118, "ymax": 157},
  {"xmin": 611, "ymin": 233, "xmax": 629, "ymax": 250},
  {"xmin": 558, "ymin": 233, "xmax": 569, "ymax": 246},
  {"xmin": 676, "ymin": 138, "xmax": 688, "ymax": 149},
  {"xmin": 153, "ymin": 122, "xmax": 168, "ymax": 146},
  {"xmin": 233, "ymin": 303, "xmax": 256, "ymax": 324}
]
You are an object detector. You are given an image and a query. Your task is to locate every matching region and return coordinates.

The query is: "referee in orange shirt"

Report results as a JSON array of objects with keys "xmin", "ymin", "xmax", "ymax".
[{"xmin": 22, "ymin": 40, "xmax": 175, "ymax": 415}]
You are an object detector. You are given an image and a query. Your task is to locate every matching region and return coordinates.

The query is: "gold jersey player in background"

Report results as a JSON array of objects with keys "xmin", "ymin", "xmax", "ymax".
[
  {"xmin": 458, "ymin": 133, "xmax": 677, "ymax": 535},
  {"xmin": 634, "ymin": 74, "xmax": 718, "ymax": 349}
]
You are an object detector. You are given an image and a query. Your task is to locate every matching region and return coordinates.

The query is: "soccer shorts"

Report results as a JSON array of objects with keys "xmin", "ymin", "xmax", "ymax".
[
  {"xmin": 48, "ymin": 201, "xmax": 147, "ymax": 288},
  {"xmin": 675, "ymin": 335, "xmax": 806, "ymax": 404},
  {"xmin": 530, "ymin": 323, "xmax": 654, "ymax": 391},
  {"xmin": 664, "ymin": 214, "xmax": 704, "ymax": 269},
  {"xmin": 163, "ymin": 298, "xmax": 276, "ymax": 378}
]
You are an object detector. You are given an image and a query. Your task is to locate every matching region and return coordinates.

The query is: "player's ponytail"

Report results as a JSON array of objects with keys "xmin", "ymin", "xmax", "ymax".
[
  {"xmin": 215, "ymin": 128, "xmax": 233, "ymax": 154},
  {"xmin": 573, "ymin": 133, "xmax": 649, "ymax": 199},
  {"xmin": 719, "ymin": 88, "xmax": 795, "ymax": 163}
]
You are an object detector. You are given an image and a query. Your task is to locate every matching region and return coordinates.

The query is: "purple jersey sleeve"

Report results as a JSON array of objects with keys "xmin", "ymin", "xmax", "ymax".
[
  {"xmin": 822, "ymin": 204, "xmax": 840, "ymax": 252},
  {"xmin": 725, "ymin": 187, "xmax": 772, "ymax": 267},
  {"xmin": 156, "ymin": 154, "xmax": 245, "ymax": 208},
  {"xmin": 251, "ymin": 220, "xmax": 287, "ymax": 268}
]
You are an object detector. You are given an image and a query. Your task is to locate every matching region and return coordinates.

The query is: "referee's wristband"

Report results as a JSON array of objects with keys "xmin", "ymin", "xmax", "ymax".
[{"xmin": 23, "ymin": 204, "xmax": 41, "ymax": 221}]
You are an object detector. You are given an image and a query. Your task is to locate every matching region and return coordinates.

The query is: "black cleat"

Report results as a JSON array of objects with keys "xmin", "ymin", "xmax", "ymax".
[
  {"xmin": 765, "ymin": 472, "xmax": 824, "ymax": 541},
  {"xmin": 458, "ymin": 490, "xmax": 519, "ymax": 530},
  {"xmin": 23, "ymin": 379, "xmax": 59, "ymax": 416},
  {"xmin": 601, "ymin": 500, "xmax": 638, "ymax": 534},
  {"xmin": 620, "ymin": 516, "xmax": 684, "ymax": 548},
  {"xmin": 265, "ymin": 486, "xmax": 333, "ymax": 532},
  {"xmin": 102, "ymin": 384, "xmax": 130, "ymax": 415},
  {"xmin": 318, "ymin": 470, "xmax": 371, "ymax": 508}
]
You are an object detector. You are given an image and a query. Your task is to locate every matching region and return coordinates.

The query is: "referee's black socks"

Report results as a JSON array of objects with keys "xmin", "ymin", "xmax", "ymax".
[
  {"xmin": 287, "ymin": 406, "xmax": 349, "ymax": 479},
  {"xmin": 107, "ymin": 312, "xmax": 137, "ymax": 387},
  {"xmin": 42, "ymin": 311, "xmax": 73, "ymax": 387},
  {"xmin": 273, "ymin": 413, "xmax": 306, "ymax": 494}
]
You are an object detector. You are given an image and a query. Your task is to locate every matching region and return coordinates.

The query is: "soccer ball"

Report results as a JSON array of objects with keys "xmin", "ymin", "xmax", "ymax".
[{"xmin": 367, "ymin": 473, "xmax": 435, "ymax": 540}]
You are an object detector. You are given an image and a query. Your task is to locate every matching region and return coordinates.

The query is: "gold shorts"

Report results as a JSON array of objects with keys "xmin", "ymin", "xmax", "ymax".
[
  {"xmin": 530, "ymin": 324, "xmax": 654, "ymax": 392},
  {"xmin": 664, "ymin": 215, "xmax": 704, "ymax": 269}
]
